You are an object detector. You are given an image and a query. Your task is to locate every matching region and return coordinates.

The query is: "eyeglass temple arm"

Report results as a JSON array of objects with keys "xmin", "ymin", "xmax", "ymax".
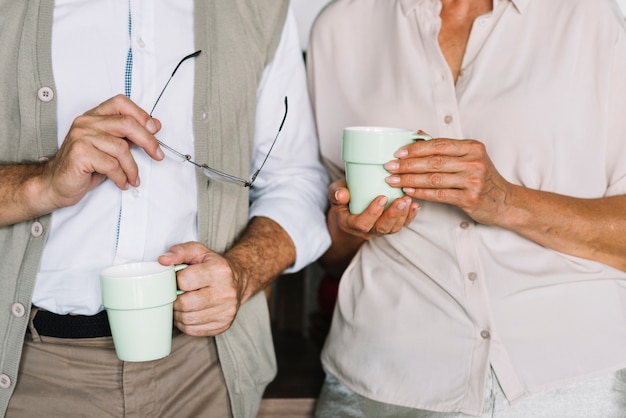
[
  {"xmin": 149, "ymin": 50, "xmax": 202, "ymax": 117},
  {"xmin": 249, "ymin": 96, "xmax": 288, "ymax": 185}
]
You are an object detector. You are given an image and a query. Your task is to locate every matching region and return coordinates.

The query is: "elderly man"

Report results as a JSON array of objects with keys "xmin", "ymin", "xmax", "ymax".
[{"xmin": 0, "ymin": 1, "xmax": 330, "ymax": 416}]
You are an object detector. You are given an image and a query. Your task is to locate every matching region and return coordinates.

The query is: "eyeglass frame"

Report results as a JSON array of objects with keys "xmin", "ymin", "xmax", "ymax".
[{"xmin": 148, "ymin": 50, "xmax": 288, "ymax": 188}]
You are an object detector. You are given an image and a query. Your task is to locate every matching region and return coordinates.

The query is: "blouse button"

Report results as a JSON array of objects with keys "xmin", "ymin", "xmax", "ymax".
[
  {"xmin": 444, "ymin": 115, "xmax": 453, "ymax": 124},
  {"xmin": 468, "ymin": 272, "xmax": 478, "ymax": 282},
  {"xmin": 460, "ymin": 221, "xmax": 470, "ymax": 229},
  {"xmin": 480, "ymin": 330, "xmax": 491, "ymax": 339},
  {"xmin": 37, "ymin": 87, "xmax": 54, "ymax": 102}
]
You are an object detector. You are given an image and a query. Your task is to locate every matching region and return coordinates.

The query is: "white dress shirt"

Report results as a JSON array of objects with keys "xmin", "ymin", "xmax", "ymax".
[
  {"xmin": 33, "ymin": 1, "xmax": 330, "ymax": 315},
  {"xmin": 308, "ymin": 0, "xmax": 626, "ymax": 415}
]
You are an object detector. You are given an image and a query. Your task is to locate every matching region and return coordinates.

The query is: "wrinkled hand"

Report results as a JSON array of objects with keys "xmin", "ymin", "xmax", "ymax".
[
  {"xmin": 328, "ymin": 178, "xmax": 419, "ymax": 241},
  {"xmin": 384, "ymin": 137, "xmax": 513, "ymax": 226},
  {"xmin": 158, "ymin": 242, "xmax": 243, "ymax": 337},
  {"xmin": 42, "ymin": 94, "xmax": 164, "ymax": 209}
]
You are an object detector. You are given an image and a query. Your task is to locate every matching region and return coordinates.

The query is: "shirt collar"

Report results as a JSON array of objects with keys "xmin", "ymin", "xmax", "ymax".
[{"xmin": 399, "ymin": 0, "xmax": 528, "ymax": 16}]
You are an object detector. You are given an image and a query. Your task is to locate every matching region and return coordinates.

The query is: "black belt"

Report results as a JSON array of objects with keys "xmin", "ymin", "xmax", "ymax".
[{"xmin": 32, "ymin": 309, "xmax": 112, "ymax": 338}]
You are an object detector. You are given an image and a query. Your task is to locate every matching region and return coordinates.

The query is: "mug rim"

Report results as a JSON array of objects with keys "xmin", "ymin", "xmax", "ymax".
[
  {"xmin": 344, "ymin": 126, "xmax": 413, "ymax": 134},
  {"xmin": 100, "ymin": 261, "xmax": 172, "ymax": 279}
]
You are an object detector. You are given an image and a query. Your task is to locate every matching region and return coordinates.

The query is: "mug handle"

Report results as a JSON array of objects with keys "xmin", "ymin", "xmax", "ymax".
[
  {"xmin": 411, "ymin": 133, "xmax": 432, "ymax": 141},
  {"xmin": 175, "ymin": 264, "xmax": 188, "ymax": 295}
]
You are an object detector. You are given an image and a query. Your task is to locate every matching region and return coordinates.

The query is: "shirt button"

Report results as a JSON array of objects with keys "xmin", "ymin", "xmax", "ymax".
[
  {"xmin": 37, "ymin": 87, "xmax": 54, "ymax": 102},
  {"xmin": 201, "ymin": 111, "xmax": 208, "ymax": 122},
  {"xmin": 480, "ymin": 330, "xmax": 491, "ymax": 339},
  {"xmin": 11, "ymin": 303, "xmax": 25, "ymax": 318},
  {"xmin": 460, "ymin": 221, "xmax": 470, "ymax": 229},
  {"xmin": 0, "ymin": 374, "xmax": 11, "ymax": 389},
  {"xmin": 30, "ymin": 221, "xmax": 44, "ymax": 237},
  {"xmin": 132, "ymin": 187, "xmax": 141, "ymax": 198},
  {"xmin": 137, "ymin": 37, "xmax": 146, "ymax": 48},
  {"xmin": 468, "ymin": 272, "xmax": 478, "ymax": 282},
  {"xmin": 444, "ymin": 115, "xmax": 453, "ymax": 124}
]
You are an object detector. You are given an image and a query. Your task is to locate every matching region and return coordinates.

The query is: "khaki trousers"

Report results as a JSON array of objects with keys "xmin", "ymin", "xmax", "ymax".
[{"xmin": 7, "ymin": 312, "xmax": 232, "ymax": 418}]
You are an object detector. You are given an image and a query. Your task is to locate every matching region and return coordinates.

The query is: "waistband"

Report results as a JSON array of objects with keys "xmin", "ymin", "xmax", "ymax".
[{"xmin": 31, "ymin": 308, "xmax": 112, "ymax": 338}]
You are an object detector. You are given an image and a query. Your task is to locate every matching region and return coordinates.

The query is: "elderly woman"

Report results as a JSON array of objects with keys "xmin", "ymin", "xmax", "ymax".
[{"xmin": 307, "ymin": 0, "xmax": 626, "ymax": 416}]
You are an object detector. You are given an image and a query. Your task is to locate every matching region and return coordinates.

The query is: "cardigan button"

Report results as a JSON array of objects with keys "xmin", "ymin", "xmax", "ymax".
[
  {"xmin": 11, "ymin": 303, "xmax": 25, "ymax": 318},
  {"xmin": 31, "ymin": 221, "xmax": 44, "ymax": 237},
  {"xmin": 37, "ymin": 87, "xmax": 54, "ymax": 102},
  {"xmin": 0, "ymin": 374, "xmax": 11, "ymax": 389}
]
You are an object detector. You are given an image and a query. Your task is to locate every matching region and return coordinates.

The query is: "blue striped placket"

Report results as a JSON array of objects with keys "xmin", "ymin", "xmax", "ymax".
[
  {"xmin": 124, "ymin": 2, "xmax": 133, "ymax": 98},
  {"xmin": 115, "ymin": 0, "xmax": 133, "ymax": 253}
]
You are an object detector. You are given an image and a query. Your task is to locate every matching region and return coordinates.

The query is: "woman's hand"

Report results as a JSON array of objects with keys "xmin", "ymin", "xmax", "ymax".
[
  {"xmin": 319, "ymin": 179, "xmax": 420, "ymax": 278},
  {"xmin": 385, "ymin": 137, "xmax": 515, "ymax": 226},
  {"xmin": 328, "ymin": 179, "xmax": 419, "ymax": 240}
]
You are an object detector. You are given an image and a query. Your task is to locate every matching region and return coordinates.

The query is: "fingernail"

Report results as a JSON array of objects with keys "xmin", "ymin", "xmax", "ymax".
[
  {"xmin": 387, "ymin": 176, "xmax": 400, "ymax": 185},
  {"xmin": 156, "ymin": 147, "xmax": 165, "ymax": 160},
  {"xmin": 394, "ymin": 149, "xmax": 408, "ymax": 158},
  {"xmin": 334, "ymin": 189, "xmax": 341, "ymax": 201},
  {"xmin": 384, "ymin": 161, "xmax": 399, "ymax": 171},
  {"xmin": 403, "ymin": 187, "xmax": 415, "ymax": 194},
  {"xmin": 146, "ymin": 118, "xmax": 157, "ymax": 133},
  {"xmin": 377, "ymin": 196, "xmax": 389, "ymax": 207},
  {"xmin": 397, "ymin": 200, "xmax": 408, "ymax": 210}
]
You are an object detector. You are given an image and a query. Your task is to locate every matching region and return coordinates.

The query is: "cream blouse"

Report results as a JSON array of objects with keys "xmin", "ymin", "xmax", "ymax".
[{"xmin": 307, "ymin": 0, "xmax": 626, "ymax": 414}]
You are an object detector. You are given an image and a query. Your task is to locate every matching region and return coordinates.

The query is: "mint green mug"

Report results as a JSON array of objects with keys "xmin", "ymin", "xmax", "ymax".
[
  {"xmin": 342, "ymin": 126, "xmax": 431, "ymax": 214},
  {"xmin": 100, "ymin": 261, "xmax": 187, "ymax": 362}
]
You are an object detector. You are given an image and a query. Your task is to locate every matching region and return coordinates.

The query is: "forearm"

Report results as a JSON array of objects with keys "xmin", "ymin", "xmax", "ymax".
[
  {"xmin": 0, "ymin": 163, "xmax": 50, "ymax": 226},
  {"xmin": 319, "ymin": 209, "xmax": 365, "ymax": 278},
  {"xmin": 500, "ymin": 185, "xmax": 626, "ymax": 271},
  {"xmin": 224, "ymin": 216, "xmax": 296, "ymax": 304}
]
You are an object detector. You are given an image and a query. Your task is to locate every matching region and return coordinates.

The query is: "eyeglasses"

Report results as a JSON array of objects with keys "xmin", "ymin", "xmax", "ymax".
[{"xmin": 149, "ymin": 50, "xmax": 288, "ymax": 187}]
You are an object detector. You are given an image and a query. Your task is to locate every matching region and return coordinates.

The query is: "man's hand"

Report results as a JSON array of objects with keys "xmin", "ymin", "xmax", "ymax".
[
  {"xmin": 42, "ymin": 94, "xmax": 165, "ymax": 209},
  {"xmin": 159, "ymin": 242, "xmax": 242, "ymax": 337},
  {"xmin": 0, "ymin": 95, "xmax": 164, "ymax": 226},
  {"xmin": 158, "ymin": 217, "xmax": 296, "ymax": 337}
]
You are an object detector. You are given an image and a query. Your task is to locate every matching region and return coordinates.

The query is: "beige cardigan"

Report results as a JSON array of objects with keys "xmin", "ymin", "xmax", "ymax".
[{"xmin": 0, "ymin": 1, "xmax": 288, "ymax": 416}]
